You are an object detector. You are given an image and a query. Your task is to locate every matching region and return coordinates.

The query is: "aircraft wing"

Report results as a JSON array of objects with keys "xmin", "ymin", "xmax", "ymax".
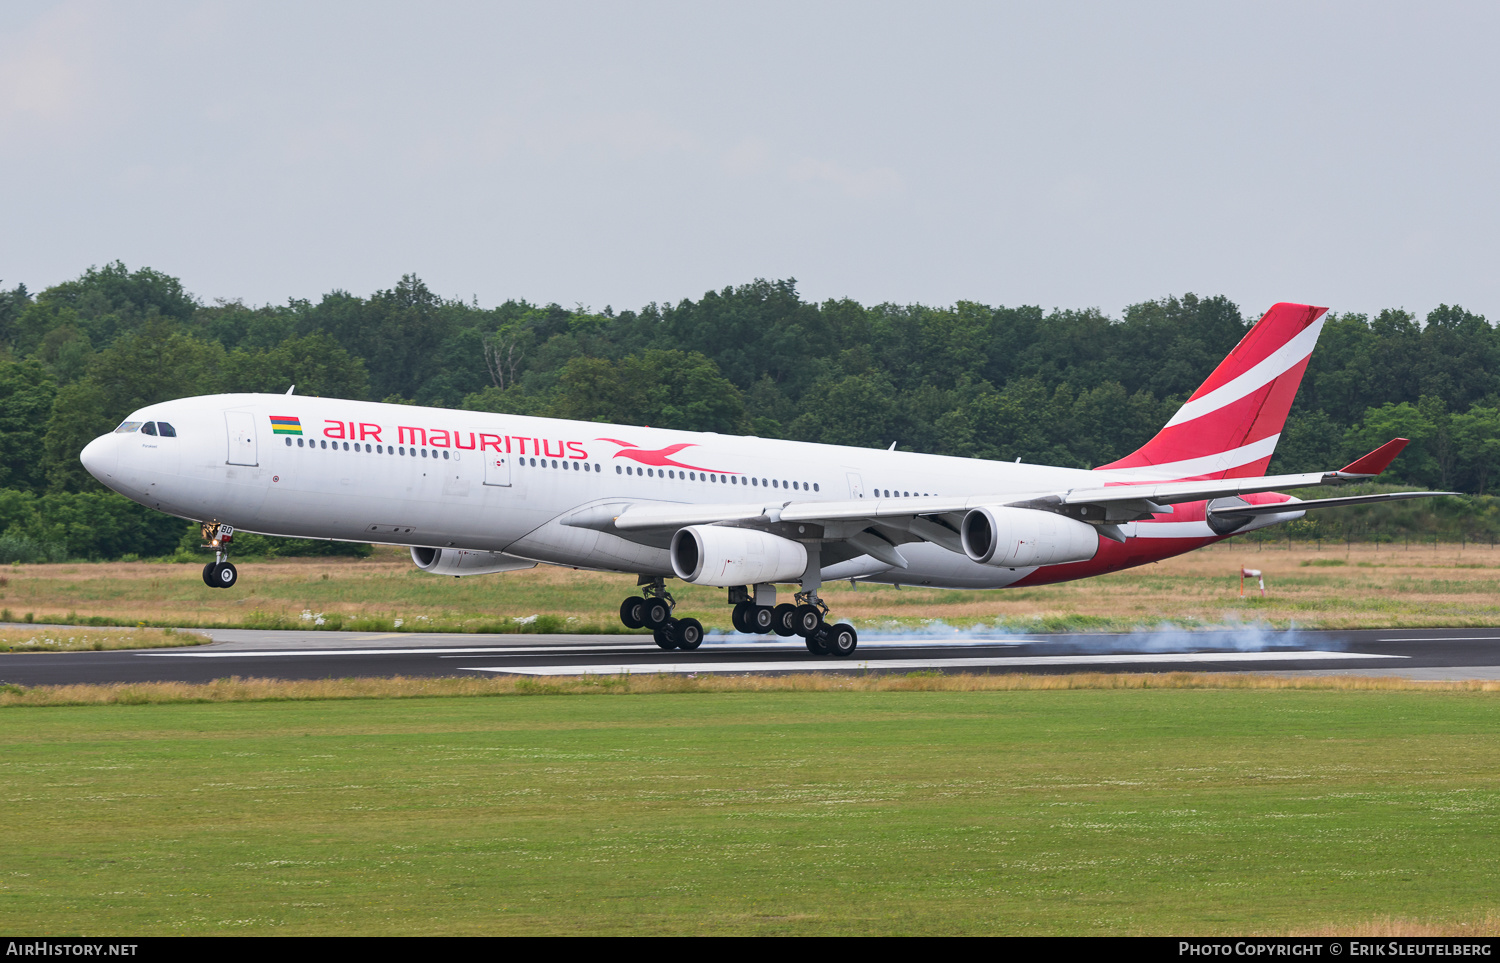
[
  {"xmin": 605, "ymin": 439, "xmax": 1452, "ymax": 556},
  {"xmin": 611, "ymin": 495, "xmax": 975, "ymax": 531}
]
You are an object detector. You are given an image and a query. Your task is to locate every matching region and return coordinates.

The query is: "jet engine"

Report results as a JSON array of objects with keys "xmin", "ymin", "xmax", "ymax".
[
  {"xmin": 411, "ymin": 546, "xmax": 537, "ymax": 577},
  {"xmin": 959, "ymin": 506, "xmax": 1099, "ymax": 568},
  {"xmin": 670, "ymin": 526, "xmax": 808, "ymax": 586}
]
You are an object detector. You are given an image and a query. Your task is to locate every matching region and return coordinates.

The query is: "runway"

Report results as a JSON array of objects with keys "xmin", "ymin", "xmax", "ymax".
[{"xmin": 3, "ymin": 625, "xmax": 1500, "ymax": 686}]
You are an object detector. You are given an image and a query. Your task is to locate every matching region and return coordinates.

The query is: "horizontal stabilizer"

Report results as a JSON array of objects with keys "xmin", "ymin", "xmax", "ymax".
[
  {"xmin": 1213, "ymin": 490, "xmax": 1457, "ymax": 517},
  {"xmin": 1339, "ymin": 438, "xmax": 1410, "ymax": 477}
]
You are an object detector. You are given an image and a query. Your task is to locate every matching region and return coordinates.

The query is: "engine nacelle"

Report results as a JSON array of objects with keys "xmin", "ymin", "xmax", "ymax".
[
  {"xmin": 411, "ymin": 546, "xmax": 537, "ymax": 577},
  {"xmin": 670, "ymin": 525, "xmax": 809, "ymax": 586},
  {"xmin": 960, "ymin": 506, "xmax": 1099, "ymax": 568}
]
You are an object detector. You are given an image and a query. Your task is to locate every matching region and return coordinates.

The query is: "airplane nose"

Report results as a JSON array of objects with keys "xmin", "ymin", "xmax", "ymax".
[{"xmin": 80, "ymin": 434, "xmax": 117, "ymax": 481}]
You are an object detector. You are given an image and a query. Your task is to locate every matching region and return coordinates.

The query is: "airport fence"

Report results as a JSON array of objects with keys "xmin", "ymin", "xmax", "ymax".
[{"xmin": 1235, "ymin": 527, "xmax": 1500, "ymax": 551}]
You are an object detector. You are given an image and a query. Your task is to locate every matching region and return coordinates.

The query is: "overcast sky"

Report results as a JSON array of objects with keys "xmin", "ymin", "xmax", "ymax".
[{"xmin": 2, "ymin": 1, "xmax": 1497, "ymax": 321}]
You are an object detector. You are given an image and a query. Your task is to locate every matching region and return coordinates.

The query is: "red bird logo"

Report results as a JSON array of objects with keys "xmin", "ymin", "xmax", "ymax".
[{"xmin": 595, "ymin": 438, "xmax": 736, "ymax": 474}]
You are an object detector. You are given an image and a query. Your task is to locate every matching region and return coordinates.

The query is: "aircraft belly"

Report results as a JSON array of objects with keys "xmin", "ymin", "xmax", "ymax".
[
  {"xmin": 505, "ymin": 521, "xmax": 672, "ymax": 574},
  {"xmin": 854, "ymin": 542, "xmax": 1038, "ymax": 589}
]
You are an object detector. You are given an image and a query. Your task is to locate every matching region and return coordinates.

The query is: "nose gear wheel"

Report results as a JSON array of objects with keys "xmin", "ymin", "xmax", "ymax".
[{"xmin": 200, "ymin": 521, "xmax": 239, "ymax": 589}]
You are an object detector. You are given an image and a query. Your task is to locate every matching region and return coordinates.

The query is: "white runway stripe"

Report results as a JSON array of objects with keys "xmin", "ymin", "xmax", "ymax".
[
  {"xmin": 139, "ymin": 645, "xmax": 657, "ymax": 658},
  {"xmin": 1377, "ymin": 636, "xmax": 1500, "ymax": 642},
  {"xmin": 140, "ymin": 638, "xmax": 1030, "ymax": 658},
  {"xmin": 463, "ymin": 649, "xmax": 1404, "ymax": 676}
]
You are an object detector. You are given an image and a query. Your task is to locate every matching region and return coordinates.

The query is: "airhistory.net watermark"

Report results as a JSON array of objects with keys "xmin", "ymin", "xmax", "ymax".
[{"xmin": 6, "ymin": 945, "xmax": 138, "ymax": 957}]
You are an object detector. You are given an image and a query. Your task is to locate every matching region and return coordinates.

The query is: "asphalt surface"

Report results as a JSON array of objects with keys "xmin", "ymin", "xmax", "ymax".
[{"xmin": 3, "ymin": 624, "xmax": 1500, "ymax": 685}]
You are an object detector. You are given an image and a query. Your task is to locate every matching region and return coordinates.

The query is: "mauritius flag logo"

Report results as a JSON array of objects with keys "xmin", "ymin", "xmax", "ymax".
[{"xmin": 269, "ymin": 415, "xmax": 303, "ymax": 435}]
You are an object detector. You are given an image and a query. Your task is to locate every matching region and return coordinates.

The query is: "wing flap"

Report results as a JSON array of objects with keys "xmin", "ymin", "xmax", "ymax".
[
  {"xmin": 615, "ymin": 495, "xmax": 979, "ymax": 530},
  {"xmin": 611, "ymin": 501, "xmax": 781, "ymax": 531}
]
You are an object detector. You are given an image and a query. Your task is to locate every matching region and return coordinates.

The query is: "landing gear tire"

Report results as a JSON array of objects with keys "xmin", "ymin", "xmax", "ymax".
[
  {"xmin": 772, "ymin": 603, "xmax": 798, "ymax": 637},
  {"xmin": 620, "ymin": 596, "xmax": 647, "ymax": 629},
  {"xmin": 642, "ymin": 598, "xmax": 672, "ymax": 630},
  {"xmin": 212, "ymin": 562, "xmax": 238, "ymax": 589},
  {"xmin": 731, "ymin": 602, "xmax": 752, "ymax": 634},
  {"xmin": 824, "ymin": 622, "xmax": 858, "ymax": 658},
  {"xmin": 675, "ymin": 617, "xmax": 704, "ymax": 651},
  {"xmin": 654, "ymin": 618, "xmax": 679, "ymax": 649},
  {"xmin": 805, "ymin": 631, "xmax": 828, "ymax": 655},
  {"xmin": 750, "ymin": 605, "xmax": 776, "ymax": 635},
  {"xmin": 202, "ymin": 563, "xmax": 217, "ymax": 587},
  {"xmin": 793, "ymin": 604, "xmax": 823, "ymax": 637}
]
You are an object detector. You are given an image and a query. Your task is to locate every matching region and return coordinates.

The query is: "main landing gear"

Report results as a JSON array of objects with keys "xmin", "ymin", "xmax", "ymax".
[
  {"xmin": 727, "ymin": 584, "xmax": 858, "ymax": 657},
  {"xmin": 616, "ymin": 577, "xmax": 856, "ymax": 657},
  {"xmin": 618, "ymin": 576, "xmax": 703, "ymax": 651},
  {"xmin": 200, "ymin": 521, "xmax": 238, "ymax": 589}
]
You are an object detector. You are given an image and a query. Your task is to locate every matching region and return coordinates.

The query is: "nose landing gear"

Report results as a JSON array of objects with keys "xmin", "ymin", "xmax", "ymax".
[{"xmin": 200, "ymin": 522, "xmax": 238, "ymax": 589}]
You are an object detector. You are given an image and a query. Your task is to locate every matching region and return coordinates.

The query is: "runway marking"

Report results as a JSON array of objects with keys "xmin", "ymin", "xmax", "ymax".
[
  {"xmin": 1377, "ymin": 636, "xmax": 1500, "ymax": 642},
  {"xmin": 464, "ymin": 649, "xmax": 1406, "ymax": 676},
  {"xmin": 139, "ymin": 639, "xmax": 1029, "ymax": 658},
  {"xmin": 142, "ymin": 645, "xmax": 662, "ymax": 658}
]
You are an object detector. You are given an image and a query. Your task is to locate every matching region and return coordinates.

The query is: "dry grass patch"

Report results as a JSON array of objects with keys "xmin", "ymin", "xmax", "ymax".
[
  {"xmin": 4, "ymin": 670, "xmax": 1498, "ymax": 707},
  {"xmin": 1298, "ymin": 911, "xmax": 1500, "ymax": 937},
  {"xmin": 0, "ymin": 626, "xmax": 209, "ymax": 652}
]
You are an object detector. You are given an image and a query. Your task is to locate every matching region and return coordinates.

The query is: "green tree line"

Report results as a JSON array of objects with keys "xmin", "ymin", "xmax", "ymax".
[{"xmin": 2, "ymin": 262, "xmax": 1498, "ymax": 560}]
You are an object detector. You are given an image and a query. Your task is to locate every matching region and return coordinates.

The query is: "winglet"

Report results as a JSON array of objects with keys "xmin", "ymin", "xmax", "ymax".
[{"xmin": 1338, "ymin": 438, "xmax": 1409, "ymax": 476}]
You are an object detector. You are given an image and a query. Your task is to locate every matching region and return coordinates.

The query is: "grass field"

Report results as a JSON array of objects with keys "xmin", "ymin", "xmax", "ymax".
[
  {"xmin": 2, "ymin": 540, "xmax": 1500, "ymax": 635},
  {"xmin": 2, "ymin": 679, "xmax": 1497, "ymax": 935}
]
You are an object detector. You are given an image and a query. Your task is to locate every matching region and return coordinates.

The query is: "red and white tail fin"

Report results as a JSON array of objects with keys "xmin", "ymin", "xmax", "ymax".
[{"xmin": 1095, "ymin": 302, "xmax": 1328, "ymax": 481}]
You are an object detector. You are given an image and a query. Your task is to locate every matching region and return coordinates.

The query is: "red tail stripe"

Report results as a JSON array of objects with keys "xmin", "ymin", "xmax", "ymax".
[
  {"xmin": 1098, "ymin": 386, "xmax": 1281, "ymax": 471},
  {"xmin": 1095, "ymin": 302, "xmax": 1325, "ymax": 480},
  {"xmin": 1186, "ymin": 303, "xmax": 1326, "ymax": 400}
]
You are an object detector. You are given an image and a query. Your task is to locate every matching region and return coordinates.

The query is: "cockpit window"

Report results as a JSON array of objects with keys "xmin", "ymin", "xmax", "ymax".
[
  {"xmin": 114, "ymin": 421, "xmax": 144, "ymax": 434},
  {"xmin": 141, "ymin": 422, "xmax": 158, "ymax": 436},
  {"xmin": 157, "ymin": 422, "xmax": 176, "ymax": 437}
]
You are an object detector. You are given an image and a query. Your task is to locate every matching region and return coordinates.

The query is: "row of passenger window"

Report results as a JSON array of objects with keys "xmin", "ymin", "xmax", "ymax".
[
  {"xmin": 517, "ymin": 457, "xmax": 600, "ymax": 472},
  {"xmin": 285, "ymin": 436, "xmax": 452, "ymax": 459},
  {"xmin": 877, "ymin": 489, "xmax": 931, "ymax": 497},
  {"xmin": 616, "ymin": 463, "xmax": 819, "ymax": 491},
  {"xmin": 516, "ymin": 456, "xmax": 821, "ymax": 491}
]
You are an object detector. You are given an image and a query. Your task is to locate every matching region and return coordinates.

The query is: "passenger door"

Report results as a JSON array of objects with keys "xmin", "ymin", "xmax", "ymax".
[
  {"xmin": 482, "ymin": 442, "xmax": 512, "ymax": 487},
  {"xmin": 225, "ymin": 411, "xmax": 258, "ymax": 466}
]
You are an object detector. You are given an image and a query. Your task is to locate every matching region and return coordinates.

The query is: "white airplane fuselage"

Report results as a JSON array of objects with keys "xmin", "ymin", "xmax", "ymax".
[{"xmin": 80, "ymin": 393, "xmax": 1271, "ymax": 590}]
